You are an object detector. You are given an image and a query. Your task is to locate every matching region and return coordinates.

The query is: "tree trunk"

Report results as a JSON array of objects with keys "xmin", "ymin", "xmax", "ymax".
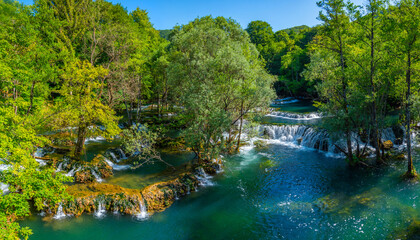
[
  {"xmin": 27, "ymin": 81, "xmax": 35, "ymax": 115},
  {"xmin": 405, "ymin": 52, "xmax": 415, "ymax": 177},
  {"xmin": 74, "ymin": 125, "xmax": 87, "ymax": 158},
  {"xmin": 236, "ymin": 102, "xmax": 244, "ymax": 152}
]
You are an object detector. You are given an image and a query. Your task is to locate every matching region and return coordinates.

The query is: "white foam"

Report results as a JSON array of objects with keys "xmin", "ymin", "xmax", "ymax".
[
  {"xmin": 53, "ymin": 203, "xmax": 67, "ymax": 220},
  {"xmin": 267, "ymin": 111, "xmax": 322, "ymax": 120}
]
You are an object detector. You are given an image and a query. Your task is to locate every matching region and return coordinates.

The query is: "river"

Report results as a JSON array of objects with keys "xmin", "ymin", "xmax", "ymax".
[{"xmin": 22, "ymin": 99, "xmax": 420, "ymax": 239}]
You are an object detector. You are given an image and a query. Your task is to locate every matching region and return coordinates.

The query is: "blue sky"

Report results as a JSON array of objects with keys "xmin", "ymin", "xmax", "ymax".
[{"xmin": 20, "ymin": 0, "xmax": 365, "ymax": 31}]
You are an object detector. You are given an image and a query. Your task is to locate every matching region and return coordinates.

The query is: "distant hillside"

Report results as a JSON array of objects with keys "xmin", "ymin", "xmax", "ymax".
[
  {"xmin": 282, "ymin": 25, "xmax": 310, "ymax": 35},
  {"xmin": 159, "ymin": 29, "xmax": 171, "ymax": 40}
]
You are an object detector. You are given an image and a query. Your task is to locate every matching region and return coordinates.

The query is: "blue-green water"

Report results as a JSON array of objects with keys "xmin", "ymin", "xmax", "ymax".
[
  {"xmin": 22, "ymin": 143, "xmax": 420, "ymax": 239},
  {"xmin": 22, "ymin": 102, "xmax": 420, "ymax": 239}
]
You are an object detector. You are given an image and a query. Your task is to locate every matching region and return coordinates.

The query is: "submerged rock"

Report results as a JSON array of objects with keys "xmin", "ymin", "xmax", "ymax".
[
  {"xmin": 315, "ymin": 188, "xmax": 382, "ymax": 215},
  {"xmin": 388, "ymin": 220, "xmax": 420, "ymax": 240}
]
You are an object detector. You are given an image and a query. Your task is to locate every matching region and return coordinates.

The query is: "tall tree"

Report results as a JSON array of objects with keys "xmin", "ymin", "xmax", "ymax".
[
  {"xmin": 387, "ymin": 0, "xmax": 420, "ymax": 178},
  {"xmin": 168, "ymin": 16, "xmax": 275, "ymax": 160},
  {"xmin": 307, "ymin": 0, "xmax": 355, "ymax": 162},
  {"xmin": 48, "ymin": 60, "xmax": 120, "ymax": 158}
]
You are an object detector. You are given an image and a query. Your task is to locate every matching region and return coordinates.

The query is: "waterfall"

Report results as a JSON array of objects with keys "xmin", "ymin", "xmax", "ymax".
[
  {"xmin": 260, "ymin": 125, "xmax": 348, "ymax": 155},
  {"xmin": 53, "ymin": 203, "xmax": 66, "ymax": 220},
  {"xmin": 135, "ymin": 197, "xmax": 148, "ymax": 220},
  {"xmin": 104, "ymin": 157, "xmax": 130, "ymax": 171},
  {"xmin": 195, "ymin": 167, "xmax": 215, "ymax": 187},
  {"xmin": 258, "ymin": 124, "xmax": 419, "ymax": 156},
  {"xmin": 91, "ymin": 169, "xmax": 104, "ymax": 182},
  {"xmin": 272, "ymin": 97, "xmax": 299, "ymax": 105},
  {"xmin": 267, "ymin": 111, "xmax": 322, "ymax": 120},
  {"xmin": 65, "ymin": 166, "xmax": 81, "ymax": 177},
  {"xmin": 94, "ymin": 200, "xmax": 106, "ymax": 218},
  {"xmin": 118, "ymin": 148, "xmax": 127, "ymax": 160},
  {"xmin": 0, "ymin": 183, "xmax": 9, "ymax": 195},
  {"xmin": 85, "ymin": 136, "xmax": 106, "ymax": 144},
  {"xmin": 109, "ymin": 152, "xmax": 118, "ymax": 161}
]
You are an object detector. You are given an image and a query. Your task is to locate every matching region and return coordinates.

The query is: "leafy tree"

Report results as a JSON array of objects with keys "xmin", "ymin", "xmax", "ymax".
[
  {"xmin": 0, "ymin": 105, "xmax": 70, "ymax": 239},
  {"xmin": 47, "ymin": 60, "xmax": 120, "ymax": 158},
  {"xmin": 168, "ymin": 16, "xmax": 275, "ymax": 160},
  {"xmin": 349, "ymin": 0, "xmax": 390, "ymax": 164},
  {"xmin": 386, "ymin": 0, "xmax": 420, "ymax": 177},
  {"xmin": 305, "ymin": 0, "xmax": 356, "ymax": 162}
]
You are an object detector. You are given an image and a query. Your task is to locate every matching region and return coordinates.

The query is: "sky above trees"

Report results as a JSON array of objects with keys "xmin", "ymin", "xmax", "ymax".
[{"xmin": 20, "ymin": 0, "xmax": 365, "ymax": 31}]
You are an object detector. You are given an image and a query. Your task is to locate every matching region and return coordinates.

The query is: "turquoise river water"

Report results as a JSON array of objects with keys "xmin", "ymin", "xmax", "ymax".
[{"xmin": 22, "ymin": 100, "xmax": 420, "ymax": 240}]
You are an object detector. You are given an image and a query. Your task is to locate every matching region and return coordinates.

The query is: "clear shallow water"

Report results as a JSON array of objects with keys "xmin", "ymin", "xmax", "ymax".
[
  {"xmin": 22, "ymin": 142, "xmax": 420, "ymax": 240},
  {"xmin": 270, "ymin": 100, "xmax": 318, "ymax": 113}
]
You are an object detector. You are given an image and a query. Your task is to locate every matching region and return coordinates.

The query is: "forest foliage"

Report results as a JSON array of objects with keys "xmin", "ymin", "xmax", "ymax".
[{"xmin": 0, "ymin": 0, "xmax": 419, "ymax": 238}]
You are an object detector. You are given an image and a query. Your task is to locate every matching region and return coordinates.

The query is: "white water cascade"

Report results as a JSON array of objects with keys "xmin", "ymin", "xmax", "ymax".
[
  {"xmin": 104, "ymin": 158, "xmax": 130, "ymax": 171},
  {"xmin": 94, "ymin": 200, "xmax": 106, "ymax": 218},
  {"xmin": 258, "ymin": 124, "xmax": 416, "ymax": 156},
  {"xmin": 195, "ymin": 167, "xmax": 215, "ymax": 187},
  {"xmin": 53, "ymin": 203, "xmax": 66, "ymax": 220},
  {"xmin": 91, "ymin": 169, "xmax": 104, "ymax": 183},
  {"xmin": 135, "ymin": 197, "xmax": 148, "ymax": 220},
  {"xmin": 267, "ymin": 111, "xmax": 322, "ymax": 120}
]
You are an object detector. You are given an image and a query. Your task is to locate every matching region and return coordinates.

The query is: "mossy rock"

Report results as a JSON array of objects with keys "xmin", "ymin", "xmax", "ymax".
[
  {"xmin": 254, "ymin": 140, "xmax": 268, "ymax": 149},
  {"xmin": 382, "ymin": 140, "xmax": 394, "ymax": 150},
  {"xmin": 74, "ymin": 170, "xmax": 96, "ymax": 183},
  {"xmin": 260, "ymin": 159, "xmax": 277, "ymax": 170}
]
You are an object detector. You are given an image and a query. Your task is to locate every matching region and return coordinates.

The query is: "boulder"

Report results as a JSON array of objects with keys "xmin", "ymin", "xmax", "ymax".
[{"xmin": 382, "ymin": 140, "xmax": 394, "ymax": 150}]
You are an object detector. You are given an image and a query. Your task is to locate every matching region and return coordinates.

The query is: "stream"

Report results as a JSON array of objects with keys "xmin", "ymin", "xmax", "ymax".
[{"xmin": 22, "ymin": 99, "xmax": 420, "ymax": 239}]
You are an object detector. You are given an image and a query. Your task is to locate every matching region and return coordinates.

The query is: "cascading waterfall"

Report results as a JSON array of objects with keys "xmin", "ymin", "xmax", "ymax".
[
  {"xmin": 267, "ymin": 111, "xmax": 322, "ymax": 120},
  {"xmin": 104, "ymin": 157, "xmax": 130, "ymax": 171},
  {"xmin": 94, "ymin": 200, "xmax": 106, "ymax": 218},
  {"xmin": 195, "ymin": 167, "xmax": 214, "ymax": 187},
  {"xmin": 0, "ymin": 183, "xmax": 9, "ymax": 195},
  {"xmin": 272, "ymin": 97, "xmax": 299, "ymax": 105},
  {"xmin": 135, "ymin": 197, "xmax": 148, "ymax": 220},
  {"xmin": 258, "ymin": 124, "xmax": 416, "ymax": 156},
  {"xmin": 118, "ymin": 149, "xmax": 127, "ymax": 160},
  {"xmin": 91, "ymin": 169, "xmax": 104, "ymax": 182},
  {"xmin": 260, "ymin": 125, "xmax": 354, "ymax": 156},
  {"xmin": 109, "ymin": 152, "xmax": 118, "ymax": 161},
  {"xmin": 65, "ymin": 166, "xmax": 81, "ymax": 177},
  {"xmin": 53, "ymin": 203, "xmax": 66, "ymax": 220}
]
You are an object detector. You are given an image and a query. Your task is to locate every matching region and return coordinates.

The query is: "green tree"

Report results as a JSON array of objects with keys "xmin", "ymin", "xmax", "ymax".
[
  {"xmin": 168, "ymin": 16, "xmax": 275, "ymax": 160},
  {"xmin": 305, "ymin": 0, "xmax": 356, "ymax": 162},
  {"xmin": 387, "ymin": 0, "xmax": 420, "ymax": 178},
  {"xmin": 48, "ymin": 60, "xmax": 120, "ymax": 158}
]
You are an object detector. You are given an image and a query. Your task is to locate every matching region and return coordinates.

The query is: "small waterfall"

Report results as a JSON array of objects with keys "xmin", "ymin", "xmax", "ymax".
[
  {"xmin": 261, "ymin": 125, "xmax": 345, "ymax": 155},
  {"xmin": 135, "ymin": 197, "xmax": 148, "ymax": 220},
  {"xmin": 65, "ymin": 166, "xmax": 81, "ymax": 177},
  {"xmin": 109, "ymin": 152, "xmax": 117, "ymax": 161},
  {"xmin": 0, "ymin": 164, "xmax": 11, "ymax": 171},
  {"xmin": 0, "ymin": 183, "xmax": 9, "ymax": 195},
  {"xmin": 91, "ymin": 169, "xmax": 104, "ymax": 182},
  {"xmin": 94, "ymin": 200, "xmax": 106, "ymax": 218},
  {"xmin": 272, "ymin": 97, "xmax": 299, "ymax": 105},
  {"xmin": 118, "ymin": 148, "xmax": 127, "ymax": 160},
  {"xmin": 195, "ymin": 167, "xmax": 215, "ymax": 187},
  {"xmin": 267, "ymin": 111, "xmax": 322, "ymax": 120},
  {"xmin": 104, "ymin": 157, "xmax": 130, "ymax": 171},
  {"xmin": 53, "ymin": 203, "xmax": 66, "ymax": 220},
  {"xmin": 85, "ymin": 136, "xmax": 106, "ymax": 144}
]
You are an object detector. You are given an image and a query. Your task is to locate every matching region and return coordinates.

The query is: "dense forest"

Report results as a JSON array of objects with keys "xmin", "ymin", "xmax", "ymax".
[{"xmin": 0, "ymin": 0, "xmax": 419, "ymax": 239}]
